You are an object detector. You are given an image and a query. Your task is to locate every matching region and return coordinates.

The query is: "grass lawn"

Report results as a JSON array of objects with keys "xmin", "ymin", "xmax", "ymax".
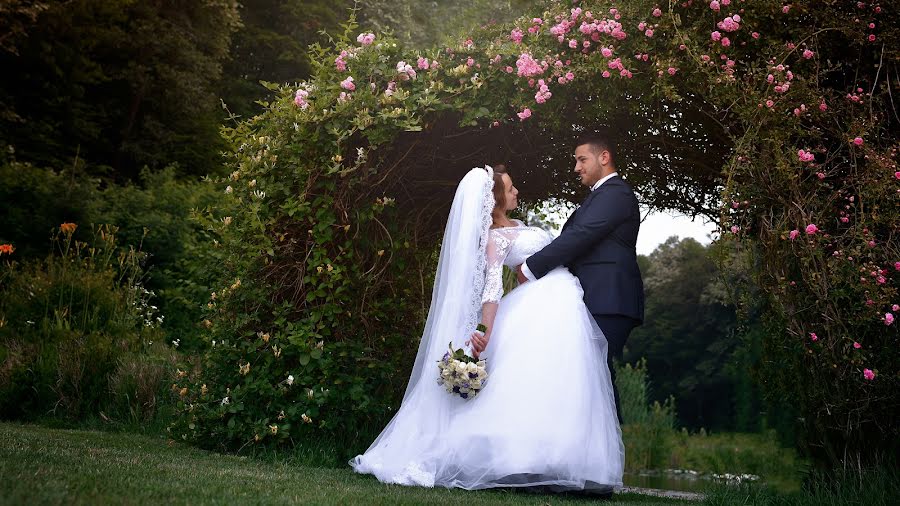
[{"xmin": 0, "ymin": 422, "xmax": 693, "ymax": 505}]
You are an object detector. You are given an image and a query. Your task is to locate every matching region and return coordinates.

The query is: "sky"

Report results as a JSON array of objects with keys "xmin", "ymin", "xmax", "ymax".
[
  {"xmin": 532, "ymin": 203, "xmax": 719, "ymax": 257},
  {"xmin": 636, "ymin": 208, "xmax": 718, "ymax": 256}
]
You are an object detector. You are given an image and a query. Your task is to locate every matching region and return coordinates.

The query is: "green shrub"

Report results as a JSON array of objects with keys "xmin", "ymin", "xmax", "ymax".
[
  {"xmin": 0, "ymin": 157, "xmax": 223, "ymax": 350},
  {"xmin": 0, "ymin": 224, "xmax": 174, "ymax": 422}
]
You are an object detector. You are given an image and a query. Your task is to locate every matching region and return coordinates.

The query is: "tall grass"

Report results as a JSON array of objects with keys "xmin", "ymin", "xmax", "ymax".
[
  {"xmin": 703, "ymin": 466, "xmax": 899, "ymax": 506},
  {"xmin": 0, "ymin": 225, "xmax": 176, "ymax": 424},
  {"xmin": 617, "ymin": 359, "xmax": 678, "ymax": 471}
]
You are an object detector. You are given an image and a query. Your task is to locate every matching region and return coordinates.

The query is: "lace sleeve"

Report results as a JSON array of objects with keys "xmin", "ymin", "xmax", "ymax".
[{"xmin": 481, "ymin": 230, "xmax": 512, "ymax": 304}]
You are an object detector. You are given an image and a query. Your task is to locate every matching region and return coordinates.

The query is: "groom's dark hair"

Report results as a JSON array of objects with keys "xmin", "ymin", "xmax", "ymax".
[{"xmin": 575, "ymin": 131, "xmax": 615, "ymax": 161}]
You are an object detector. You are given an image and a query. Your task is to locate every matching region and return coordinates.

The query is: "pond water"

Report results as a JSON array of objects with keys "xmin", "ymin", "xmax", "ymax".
[{"xmin": 624, "ymin": 469, "xmax": 760, "ymax": 493}]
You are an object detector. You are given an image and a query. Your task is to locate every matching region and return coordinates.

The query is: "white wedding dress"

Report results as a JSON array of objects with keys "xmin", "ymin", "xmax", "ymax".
[{"xmin": 351, "ymin": 168, "xmax": 623, "ymax": 492}]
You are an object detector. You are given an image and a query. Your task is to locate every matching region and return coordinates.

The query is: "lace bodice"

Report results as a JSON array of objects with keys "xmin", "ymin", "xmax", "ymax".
[{"xmin": 481, "ymin": 220, "xmax": 554, "ymax": 303}]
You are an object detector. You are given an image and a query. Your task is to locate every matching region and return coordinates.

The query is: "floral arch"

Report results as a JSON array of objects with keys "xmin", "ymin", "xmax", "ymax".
[{"xmin": 174, "ymin": 0, "xmax": 898, "ymax": 468}]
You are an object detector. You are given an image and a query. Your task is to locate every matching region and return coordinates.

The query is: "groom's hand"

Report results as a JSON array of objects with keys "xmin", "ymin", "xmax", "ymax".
[{"xmin": 515, "ymin": 265, "xmax": 527, "ymax": 284}]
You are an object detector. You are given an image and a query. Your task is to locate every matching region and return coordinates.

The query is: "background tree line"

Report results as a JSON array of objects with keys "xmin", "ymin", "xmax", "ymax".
[{"xmin": 0, "ymin": 0, "xmax": 531, "ymax": 179}]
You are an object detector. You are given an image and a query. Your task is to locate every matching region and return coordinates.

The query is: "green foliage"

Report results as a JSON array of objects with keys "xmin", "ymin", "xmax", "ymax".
[
  {"xmin": 617, "ymin": 359, "xmax": 678, "ymax": 471},
  {"xmin": 0, "ymin": 156, "xmax": 100, "ymax": 258},
  {"xmin": 89, "ymin": 168, "xmax": 223, "ymax": 349},
  {"xmin": 358, "ymin": 0, "xmax": 538, "ymax": 48},
  {"xmin": 0, "ymin": 0, "xmax": 241, "ymax": 179},
  {"xmin": 0, "ymin": 225, "xmax": 174, "ymax": 422},
  {"xmin": 0, "ymin": 1, "xmax": 48, "ymax": 56}
]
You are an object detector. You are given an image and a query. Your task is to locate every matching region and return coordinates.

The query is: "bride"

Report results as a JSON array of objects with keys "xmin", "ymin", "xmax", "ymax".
[{"xmin": 350, "ymin": 165, "xmax": 624, "ymax": 493}]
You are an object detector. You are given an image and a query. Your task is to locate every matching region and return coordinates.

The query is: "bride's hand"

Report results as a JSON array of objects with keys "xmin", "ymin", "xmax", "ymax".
[
  {"xmin": 515, "ymin": 264, "xmax": 528, "ymax": 285},
  {"xmin": 470, "ymin": 331, "xmax": 489, "ymax": 358}
]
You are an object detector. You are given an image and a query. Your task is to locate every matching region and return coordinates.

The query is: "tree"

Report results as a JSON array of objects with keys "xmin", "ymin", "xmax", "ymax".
[
  {"xmin": 219, "ymin": 0, "xmax": 353, "ymax": 120},
  {"xmin": 627, "ymin": 237, "xmax": 745, "ymax": 431},
  {"xmin": 0, "ymin": 0, "xmax": 241, "ymax": 180}
]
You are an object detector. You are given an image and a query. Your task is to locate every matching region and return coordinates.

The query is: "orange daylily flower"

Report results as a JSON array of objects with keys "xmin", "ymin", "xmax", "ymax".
[
  {"xmin": 0, "ymin": 244, "xmax": 14, "ymax": 255},
  {"xmin": 60, "ymin": 223, "xmax": 77, "ymax": 235}
]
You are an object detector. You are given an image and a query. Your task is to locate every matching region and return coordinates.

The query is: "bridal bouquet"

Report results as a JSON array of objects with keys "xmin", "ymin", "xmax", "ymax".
[{"xmin": 437, "ymin": 325, "xmax": 488, "ymax": 399}]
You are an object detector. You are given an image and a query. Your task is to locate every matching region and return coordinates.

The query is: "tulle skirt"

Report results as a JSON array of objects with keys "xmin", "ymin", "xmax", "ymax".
[{"xmin": 350, "ymin": 268, "xmax": 624, "ymax": 492}]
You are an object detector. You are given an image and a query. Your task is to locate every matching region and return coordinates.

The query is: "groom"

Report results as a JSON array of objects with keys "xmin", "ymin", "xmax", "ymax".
[{"xmin": 519, "ymin": 132, "xmax": 644, "ymax": 424}]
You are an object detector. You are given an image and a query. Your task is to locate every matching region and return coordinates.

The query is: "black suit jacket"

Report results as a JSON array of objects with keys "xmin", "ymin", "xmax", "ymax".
[{"xmin": 526, "ymin": 176, "xmax": 645, "ymax": 322}]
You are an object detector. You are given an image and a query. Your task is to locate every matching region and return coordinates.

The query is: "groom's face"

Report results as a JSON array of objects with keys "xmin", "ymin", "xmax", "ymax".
[{"xmin": 573, "ymin": 144, "xmax": 608, "ymax": 187}]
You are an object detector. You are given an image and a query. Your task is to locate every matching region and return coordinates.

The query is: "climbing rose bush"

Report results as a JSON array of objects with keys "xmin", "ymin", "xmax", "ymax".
[{"xmin": 170, "ymin": 0, "xmax": 898, "ymax": 466}]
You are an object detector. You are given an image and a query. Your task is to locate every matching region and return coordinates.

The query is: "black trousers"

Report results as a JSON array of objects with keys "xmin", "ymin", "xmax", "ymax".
[{"xmin": 592, "ymin": 314, "xmax": 640, "ymax": 425}]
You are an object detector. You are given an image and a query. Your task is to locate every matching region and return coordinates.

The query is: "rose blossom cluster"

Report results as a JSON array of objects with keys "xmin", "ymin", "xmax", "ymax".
[{"xmin": 356, "ymin": 32, "xmax": 375, "ymax": 45}]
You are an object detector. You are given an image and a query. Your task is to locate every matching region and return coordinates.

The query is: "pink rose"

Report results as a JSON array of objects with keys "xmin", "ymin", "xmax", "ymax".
[
  {"xmin": 863, "ymin": 369, "xmax": 875, "ymax": 380},
  {"xmin": 710, "ymin": 1, "xmax": 720, "ymax": 11},
  {"xmin": 809, "ymin": 332, "xmax": 818, "ymax": 341},
  {"xmin": 805, "ymin": 224, "xmax": 818, "ymax": 235},
  {"xmin": 853, "ymin": 342, "xmax": 861, "ymax": 349},
  {"xmin": 517, "ymin": 108, "xmax": 532, "ymax": 121},
  {"xmin": 356, "ymin": 33, "xmax": 375, "ymax": 45},
  {"xmin": 893, "ymin": 304, "xmax": 900, "ymax": 312},
  {"xmin": 885, "ymin": 313, "xmax": 895, "ymax": 326},
  {"xmin": 852, "ymin": 137, "xmax": 864, "ymax": 146},
  {"xmin": 340, "ymin": 76, "xmax": 355, "ymax": 91},
  {"xmin": 667, "ymin": 67, "xmax": 677, "ymax": 75},
  {"xmin": 802, "ymin": 49, "xmax": 814, "ymax": 59},
  {"xmin": 789, "ymin": 229, "xmax": 800, "ymax": 240}
]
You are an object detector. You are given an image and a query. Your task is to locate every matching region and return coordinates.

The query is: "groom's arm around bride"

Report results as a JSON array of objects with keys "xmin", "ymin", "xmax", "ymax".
[{"xmin": 518, "ymin": 132, "xmax": 644, "ymax": 423}]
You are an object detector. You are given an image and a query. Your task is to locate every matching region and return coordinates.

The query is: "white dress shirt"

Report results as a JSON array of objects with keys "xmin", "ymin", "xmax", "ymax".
[{"xmin": 520, "ymin": 172, "xmax": 619, "ymax": 281}]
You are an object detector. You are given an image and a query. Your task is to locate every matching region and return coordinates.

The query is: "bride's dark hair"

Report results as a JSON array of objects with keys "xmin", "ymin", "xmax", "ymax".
[{"xmin": 491, "ymin": 163, "xmax": 509, "ymax": 211}]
